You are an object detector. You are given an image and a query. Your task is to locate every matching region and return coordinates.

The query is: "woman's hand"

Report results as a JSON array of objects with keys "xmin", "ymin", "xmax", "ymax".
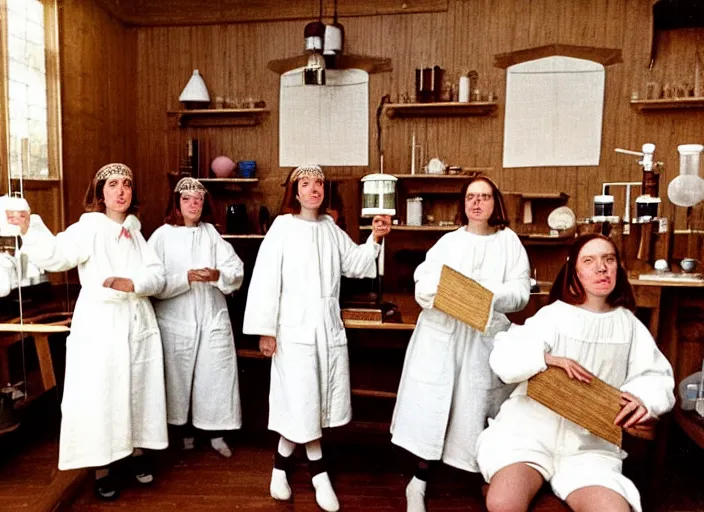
[
  {"xmin": 372, "ymin": 215, "xmax": 391, "ymax": 243},
  {"xmin": 544, "ymin": 353, "xmax": 593, "ymax": 383},
  {"xmin": 188, "ymin": 268, "xmax": 220, "ymax": 283},
  {"xmin": 614, "ymin": 391, "xmax": 649, "ymax": 428},
  {"xmin": 259, "ymin": 336, "xmax": 276, "ymax": 357},
  {"xmin": 102, "ymin": 277, "xmax": 135, "ymax": 292},
  {"xmin": 5, "ymin": 210, "xmax": 30, "ymax": 236}
]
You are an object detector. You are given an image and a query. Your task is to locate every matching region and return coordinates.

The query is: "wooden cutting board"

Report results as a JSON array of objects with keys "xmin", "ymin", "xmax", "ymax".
[
  {"xmin": 433, "ymin": 265, "xmax": 494, "ymax": 332},
  {"xmin": 527, "ymin": 366, "xmax": 623, "ymax": 446}
]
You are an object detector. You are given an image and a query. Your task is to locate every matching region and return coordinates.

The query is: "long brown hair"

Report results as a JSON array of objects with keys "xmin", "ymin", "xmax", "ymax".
[
  {"xmin": 83, "ymin": 177, "xmax": 140, "ymax": 215},
  {"xmin": 164, "ymin": 190, "xmax": 215, "ymax": 226},
  {"xmin": 457, "ymin": 176, "xmax": 509, "ymax": 229},
  {"xmin": 549, "ymin": 233, "xmax": 635, "ymax": 311},
  {"xmin": 280, "ymin": 169, "xmax": 328, "ymax": 215}
]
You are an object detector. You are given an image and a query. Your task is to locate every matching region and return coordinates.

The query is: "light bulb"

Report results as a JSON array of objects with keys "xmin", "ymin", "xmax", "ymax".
[{"xmin": 667, "ymin": 174, "xmax": 704, "ymax": 207}]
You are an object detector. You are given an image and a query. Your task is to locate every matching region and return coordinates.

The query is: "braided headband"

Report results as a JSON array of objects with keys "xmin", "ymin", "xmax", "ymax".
[
  {"xmin": 94, "ymin": 163, "xmax": 133, "ymax": 182},
  {"xmin": 174, "ymin": 177, "xmax": 206, "ymax": 194},
  {"xmin": 290, "ymin": 164, "xmax": 325, "ymax": 182}
]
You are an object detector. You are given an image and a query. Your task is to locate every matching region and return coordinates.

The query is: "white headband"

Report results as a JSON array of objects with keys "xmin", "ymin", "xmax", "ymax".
[{"xmin": 95, "ymin": 163, "xmax": 133, "ymax": 182}]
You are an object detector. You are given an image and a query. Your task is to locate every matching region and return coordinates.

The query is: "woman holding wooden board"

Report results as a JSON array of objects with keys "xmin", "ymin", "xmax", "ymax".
[
  {"xmin": 390, "ymin": 176, "xmax": 530, "ymax": 512},
  {"xmin": 476, "ymin": 234, "xmax": 675, "ymax": 512}
]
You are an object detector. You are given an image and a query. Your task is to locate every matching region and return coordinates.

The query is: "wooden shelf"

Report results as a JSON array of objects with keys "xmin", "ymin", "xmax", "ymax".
[
  {"xmin": 199, "ymin": 178, "xmax": 258, "ymax": 184},
  {"xmin": 509, "ymin": 192, "xmax": 569, "ymax": 201},
  {"xmin": 221, "ymin": 234, "xmax": 265, "ymax": 240},
  {"xmin": 519, "ymin": 233, "xmax": 575, "ymax": 246},
  {"xmin": 351, "ymin": 388, "xmax": 397, "ymax": 399},
  {"xmin": 630, "ymin": 98, "xmax": 704, "ymax": 111},
  {"xmin": 344, "ymin": 320, "xmax": 416, "ymax": 330},
  {"xmin": 0, "ymin": 422, "xmax": 20, "ymax": 435},
  {"xmin": 384, "ymin": 102, "xmax": 498, "ymax": 118},
  {"xmin": 360, "ymin": 224, "xmax": 458, "ymax": 232},
  {"xmin": 168, "ymin": 108, "xmax": 269, "ymax": 127},
  {"xmin": 393, "ymin": 168, "xmax": 491, "ymax": 179}
]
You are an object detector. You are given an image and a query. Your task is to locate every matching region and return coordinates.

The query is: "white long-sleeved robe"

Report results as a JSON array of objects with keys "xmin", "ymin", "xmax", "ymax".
[
  {"xmin": 243, "ymin": 214, "xmax": 379, "ymax": 444},
  {"xmin": 20, "ymin": 212, "xmax": 168, "ymax": 470},
  {"xmin": 391, "ymin": 227, "xmax": 530, "ymax": 472},
  {"xmin": 149, "ymin": 222, "xmax": 244, "ymax": 430},
  {"xmin": 475, "ymin": 300, "xmax": 675, "ymax": 512}
]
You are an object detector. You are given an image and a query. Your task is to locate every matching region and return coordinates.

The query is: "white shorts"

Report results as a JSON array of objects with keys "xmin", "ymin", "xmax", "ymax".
[{"xmin": 476, "ymin": 423, "xmax": 642, "ymax": 512}]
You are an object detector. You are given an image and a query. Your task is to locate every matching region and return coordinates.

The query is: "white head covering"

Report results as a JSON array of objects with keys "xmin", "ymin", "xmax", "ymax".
[
  {"xmin": 174, "ymin": 177, "xmax": 206, "ymax": 195},
  {"xmin": 290, "ymin": 164, "xmax": 325, "ymax": 182},
  {"xmin": 94, "ymin": 163, "xmax": 133, "ymax": 182}
]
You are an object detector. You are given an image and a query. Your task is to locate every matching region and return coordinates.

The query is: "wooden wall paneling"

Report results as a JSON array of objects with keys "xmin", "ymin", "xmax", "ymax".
[
  {"xmin": 117, "ymin": 0, "xmax": 704, "ymax": 262},
  {"xmin": 0, "ymin": 0, "xmax": 8, "ymax": 196},
  {"xmin": 43, "ymin": 0, "xmax": 64, "ymax": 232},
  {"xmin": 59, "ymin": 0, "xmax": 137, "ymax": 226}
]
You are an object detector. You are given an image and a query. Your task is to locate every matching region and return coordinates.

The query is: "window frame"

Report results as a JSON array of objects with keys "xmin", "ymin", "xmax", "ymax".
[{"xmin": 0, "ymin": 0, "xmax": 63, "ymax": 225}]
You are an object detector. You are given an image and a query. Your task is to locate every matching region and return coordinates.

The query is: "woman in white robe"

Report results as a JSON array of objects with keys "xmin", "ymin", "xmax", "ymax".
[
  {"xmin": 149, "ymin": 178, "xmax": 244, "ymax": 458},
  {"xmin": 243, "ymin": 165, "xmax": 391, "ymax": 512},
  {"xmin": 390, "ymin": 177, "xmax": 530, "ymax": 512},
  {"xmin": 7, "ymin": 163, "xmax": 168, "ymax": 501},
  {"xmin": 476, "ymin": 234, "xmax": 675, "ymax": 512}
]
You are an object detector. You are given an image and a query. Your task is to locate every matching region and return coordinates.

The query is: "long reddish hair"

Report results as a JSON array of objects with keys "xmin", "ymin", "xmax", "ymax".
[
  {"xmin": 549, "ymin": 233, "xmax": 635, "ymax": 311},
  {"xmin": 279, "ymin": 169, "xmax": 328, "ymax": 215}
]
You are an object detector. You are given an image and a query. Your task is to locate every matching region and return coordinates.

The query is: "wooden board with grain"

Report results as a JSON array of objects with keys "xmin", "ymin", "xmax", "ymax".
[
  {"xmin": 527, "ymin": 366, "xmax": 623, "ymax": 446},
  {"xmin": 433, "ymin": 265, "xmax": 494, "ymax": 332}
]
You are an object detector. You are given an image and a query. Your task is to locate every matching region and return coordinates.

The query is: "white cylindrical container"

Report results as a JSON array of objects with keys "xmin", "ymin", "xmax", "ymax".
[
  {"xmin": 406, "ymin": 197, "xmax": 423, "ymax": 226},
  {"xmin": 361, "ymin": 174, "xmax": 398, "ymax": 217},
  {"xmin": 593, "ymin": 195, "xmax": 614, "ymax": 217},
  {"xmin": 458, "ymin": 76, "xmax": 470, "ymax": 103}
]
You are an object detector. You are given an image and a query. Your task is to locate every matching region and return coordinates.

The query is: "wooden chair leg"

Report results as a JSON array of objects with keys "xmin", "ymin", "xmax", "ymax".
[{"xmin": 33, "ymin": 334, "xmax": 56, "ymax": 391}]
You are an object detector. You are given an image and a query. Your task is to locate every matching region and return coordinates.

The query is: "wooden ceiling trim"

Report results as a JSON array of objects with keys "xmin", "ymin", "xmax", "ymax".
[{"xmin": 91, "ymin": 0, "xmax": 448, "ymax": 27}]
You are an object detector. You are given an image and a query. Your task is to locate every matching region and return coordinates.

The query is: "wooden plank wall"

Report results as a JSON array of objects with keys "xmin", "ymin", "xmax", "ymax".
[
  {"xmin": 120, "ymin": 0, "xmax": 704, "ymax": 236},
  {"xmin": 58, "ymin": 0, "xmax": 704, "ymax": 240},
  {"xmin": 58, "ymin": 0, "xmax": 136, "ymax": 224}
]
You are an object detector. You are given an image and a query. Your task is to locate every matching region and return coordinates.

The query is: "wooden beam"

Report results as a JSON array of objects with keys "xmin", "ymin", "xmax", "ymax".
[
  {"xmin": 98, "ymin": 0, "xmax": 448, "ymax": 27},
  {"xmin": 494, "ymin": 44, "xmax": 623, "ymax": 69}
]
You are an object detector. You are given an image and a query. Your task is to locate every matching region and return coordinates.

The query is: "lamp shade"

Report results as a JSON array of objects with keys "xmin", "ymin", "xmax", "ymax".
[
  {"xmin": 361, "ymin": 173, "xmax": 397, "ymax": 217},
  {"xmin": 179, "ymin": 69, "xmax": 210, "ymax": 103}
]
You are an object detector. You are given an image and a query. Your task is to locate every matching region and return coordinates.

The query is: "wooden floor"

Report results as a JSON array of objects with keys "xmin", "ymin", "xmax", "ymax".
[
  {"xmin": 2, "ymin": 399, "xmax": 704, "ymax": 512},
  {"xmin": 63, "ymin": 426, "xmax": 703, "ymax": 512}
]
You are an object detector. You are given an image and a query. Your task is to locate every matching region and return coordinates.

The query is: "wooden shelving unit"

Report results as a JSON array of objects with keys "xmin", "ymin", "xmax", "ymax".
[
  {"xmin": 383, "ymin": 101, "xmax": 498, "ymax": 118},
  {"xmin": 221, "ymin": 234, "xmax": 265, "ymax": 240},
  {"xmin": 629, "ymin": 98, "xmax": 704, "ymax": 111},
  {"xmin": 360, "ymin": 224, "xmax": 459, "ymax": 232},
  {"xmin": 393, "ymin": 168, "xmax": 491, "ymax": 179},
  {"xmin": 167, "ymin": 108, "xmax": 269, "ymax": 127}
]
